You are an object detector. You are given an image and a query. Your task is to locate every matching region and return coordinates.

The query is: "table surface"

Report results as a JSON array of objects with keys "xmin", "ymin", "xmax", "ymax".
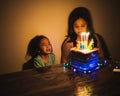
[{"xmin": 0, "ymin": 63, "xmax": 120, "ymax": 96}]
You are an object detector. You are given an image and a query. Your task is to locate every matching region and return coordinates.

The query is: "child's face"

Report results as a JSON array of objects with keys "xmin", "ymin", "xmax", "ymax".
[
  {"xmin": 39, "ymin": 38, "xmax": 52, "ymax": 55},
  {"xmin": 73, "ymin": 18, "xmax": 87, "ymax": 35}
]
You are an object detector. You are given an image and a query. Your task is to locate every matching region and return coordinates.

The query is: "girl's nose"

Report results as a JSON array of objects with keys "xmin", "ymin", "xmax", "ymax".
[
  {"xmin": 78, "ymin": 27, "xmax": 82, "ymax": 32},
  {"xmin": 46, "ymin": 45, "xmax": 49, "ymax": 48}
]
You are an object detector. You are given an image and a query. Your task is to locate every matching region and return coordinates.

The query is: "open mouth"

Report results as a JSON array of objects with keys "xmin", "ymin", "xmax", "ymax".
[{"xmin": 46, "ymin": 49, "xmax": 51, "ymax": 52}]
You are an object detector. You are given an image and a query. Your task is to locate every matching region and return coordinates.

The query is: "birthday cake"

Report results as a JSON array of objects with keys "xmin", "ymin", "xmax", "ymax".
[
  {"xmin": 70, "ymin": 48, "xmax": 99, "ymax": 73},
  {"xmin": 69, "ymin": 32, "xmax": 100, "ymax": 73}
]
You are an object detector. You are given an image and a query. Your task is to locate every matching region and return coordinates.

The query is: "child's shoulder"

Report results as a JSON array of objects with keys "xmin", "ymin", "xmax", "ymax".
[
  {"xmin": 62, "ymin": 37, "xmax": 73, "ymax": 47},
  {"xmin": 49, "ymin": 53, "xmax": 56, "ymax": 61},
  {"xmin": 63, "ymin": 37, "xmax": 72, "ymax": 45},
  {"xmin": 34, "ymin": 55, "xmax": 41, "ymax": 61},
  {"xmin": 64, "ymin": 37, "xmax": 71, "ymax": 42},
  {"xmin": 49, "ymin": 53, "xmax": 56, "ymax": 57}
]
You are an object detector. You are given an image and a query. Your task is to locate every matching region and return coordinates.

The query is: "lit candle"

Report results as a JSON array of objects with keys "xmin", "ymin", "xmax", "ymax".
[
  {"xmin": 80, "ymin": 32, "xmax": 84, "ymax": 50},
  {"xmin": 80, "ymin": 33, "xmax": 83, "ymax": 42},
  {"xmin": 83, "ymin": 32, "xmax": 86, "ymax": 41},
  {"xmin": 86, "ymin": 32, "xmax": 89, "ymax": 49},
  {"xmin": 86, "ymin": 32, "xmax": 90, "ymax": 41}
]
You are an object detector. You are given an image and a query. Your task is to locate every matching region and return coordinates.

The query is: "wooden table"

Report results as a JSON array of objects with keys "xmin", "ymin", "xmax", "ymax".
[{"xmin": 0, "ymin": 63, "xmax": 120, "ymax": 96}]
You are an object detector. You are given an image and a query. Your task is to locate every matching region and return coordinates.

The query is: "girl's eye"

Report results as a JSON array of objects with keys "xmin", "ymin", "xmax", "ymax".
[
  {"xmin": 74, "ymin": 26, "xmax": 79, "ymax": 28},
  {"xmin": 74, "ymin": 25, "xmax": 86, "ymax": 28},
  {"xmin": 81, "ymin": 25, "xmax": 86, "ymax": 27}
]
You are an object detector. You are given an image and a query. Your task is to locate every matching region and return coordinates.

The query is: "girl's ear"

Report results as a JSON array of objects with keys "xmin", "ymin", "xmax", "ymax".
[{"xmin": 37, "ymin": 49, "xmax": 42, "ymax": 53}]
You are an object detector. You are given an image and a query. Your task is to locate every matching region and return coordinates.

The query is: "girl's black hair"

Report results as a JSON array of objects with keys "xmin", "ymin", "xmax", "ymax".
[
  {"xmin": 26, "ymin": 35, "xmax": 51, "ymax": 59},
  {"xmin": 67, "ymin": 7, "xmax": 97, "ymax": 47}
]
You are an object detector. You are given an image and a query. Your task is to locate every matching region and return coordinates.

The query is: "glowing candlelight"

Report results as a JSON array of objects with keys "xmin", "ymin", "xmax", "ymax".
[
  {"xmin": 80, "ymin": 33, "xmax": 81, "ymax": 41},
  {"xmin": 86, "ymin": 32, "xmax": 90, "ymax": 41},
  {"xmin": 79, "ymin": 32, "xmax": 90, "ymax": 50},
  {"xmin": 80, "ymin": 33, "xmax": 83, "ymax": 42},
  {"xmin": 83, "ymin": 32, "xmax": 86, "ymax": 41},
  {"xmin": 86, "ymin": 32, "xmax": 90, "ymax": 49}
]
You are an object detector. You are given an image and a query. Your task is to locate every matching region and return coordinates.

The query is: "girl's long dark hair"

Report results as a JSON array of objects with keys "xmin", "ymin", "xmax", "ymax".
[{"xmin": 67, "ymin": 7, "xmax": 97, "ymax": 47}]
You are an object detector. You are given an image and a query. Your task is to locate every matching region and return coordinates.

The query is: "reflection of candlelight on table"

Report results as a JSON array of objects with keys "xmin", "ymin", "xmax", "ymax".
[{"xmin": 75, "ymin": 82, "xmax": 92, "ymax": 96}]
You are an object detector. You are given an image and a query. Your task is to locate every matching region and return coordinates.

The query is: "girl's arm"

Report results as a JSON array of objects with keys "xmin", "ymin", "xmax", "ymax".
[
  {"xmin": 94, "ymin": 34, "xmax": 104, "ymax": 59},
  {"xmin": 61, "ymin": 38, "xmax": 73, "ymax": 64}
]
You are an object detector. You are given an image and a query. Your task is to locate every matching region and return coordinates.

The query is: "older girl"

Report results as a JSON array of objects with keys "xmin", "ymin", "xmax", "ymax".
[{"xmin": 61, "ymin": 7, "xmax": 110, "ymax": 64}]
